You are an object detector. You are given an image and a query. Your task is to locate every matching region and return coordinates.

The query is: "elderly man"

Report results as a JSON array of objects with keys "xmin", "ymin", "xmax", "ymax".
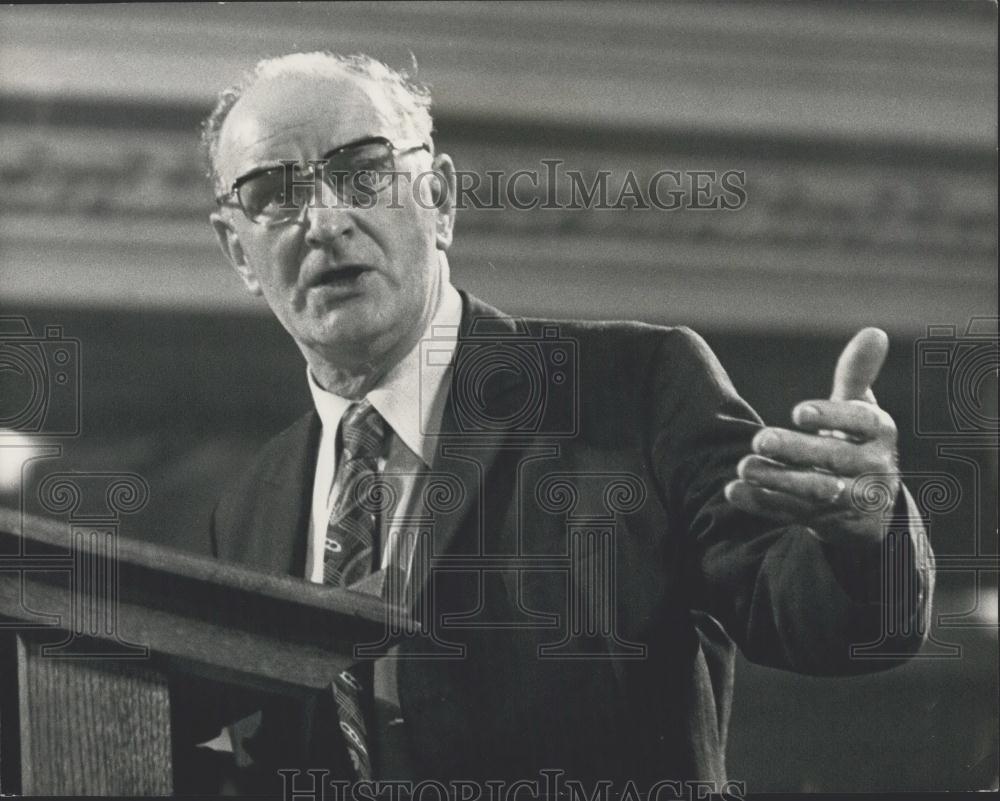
[{"xmin": 177, "ymin": 51, "xmax": 934, "ymax": 794}]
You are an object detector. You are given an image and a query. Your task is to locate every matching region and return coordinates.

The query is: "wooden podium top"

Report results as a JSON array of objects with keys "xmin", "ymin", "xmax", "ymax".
[{"xmin": 0, "ymin": 506, "xmax": 414, "ymax": 696}]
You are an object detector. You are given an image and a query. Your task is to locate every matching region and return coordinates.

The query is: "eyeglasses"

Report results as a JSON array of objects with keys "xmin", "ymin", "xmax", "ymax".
[{"xmin": 216, "ymin": 136, "xmax": 430, "ymax": 224}]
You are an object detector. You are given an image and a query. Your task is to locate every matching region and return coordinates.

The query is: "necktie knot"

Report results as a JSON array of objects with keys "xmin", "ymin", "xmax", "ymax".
[{"xmin": 341, "ymin": 400, "xmax": 386, "ymax": 462}]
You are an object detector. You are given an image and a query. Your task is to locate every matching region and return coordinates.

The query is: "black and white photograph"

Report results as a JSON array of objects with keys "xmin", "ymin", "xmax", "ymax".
[{"xmin": 0, "ymin": 2, "xmax": 996, "ymax": 798}]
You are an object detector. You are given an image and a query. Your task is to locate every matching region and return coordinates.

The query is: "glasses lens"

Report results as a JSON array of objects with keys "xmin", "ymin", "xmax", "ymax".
[
  {"xmin": 234, "ymin": 142, "xmax": 403, "ymax": 221},
  {"xmin": 326, "ymin": 141, "xmax": 395, "ymax": 204},
  {"xmin": 237, "ymin": 167, "xmax": 314, "ymax": 222}
]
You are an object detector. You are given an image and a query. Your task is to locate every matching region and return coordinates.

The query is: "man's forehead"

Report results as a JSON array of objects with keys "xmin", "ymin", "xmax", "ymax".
[{"xmin": 217, "ymin": 72, "xmax": 398, "ymax": 179}]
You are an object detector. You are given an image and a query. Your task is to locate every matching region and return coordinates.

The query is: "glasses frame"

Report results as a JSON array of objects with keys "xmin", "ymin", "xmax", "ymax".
[{"xmin": 215, "ymin": 136, "xmax": 431, "ymax": 224}]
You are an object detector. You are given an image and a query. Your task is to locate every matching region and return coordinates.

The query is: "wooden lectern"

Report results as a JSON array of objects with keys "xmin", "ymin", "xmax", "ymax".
[{"xmin": 0, "ymin": 507, "xmax": 401, "ymax": 795}]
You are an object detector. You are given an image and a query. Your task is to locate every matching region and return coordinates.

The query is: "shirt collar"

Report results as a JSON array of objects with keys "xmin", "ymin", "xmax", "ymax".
[
  {"xmin": 307, "ymin": 368, "xmax": 352, "ymax": 441},
  {"xmin": 307, "ymin": 281, "xmax": 463, "ymax": 467}
]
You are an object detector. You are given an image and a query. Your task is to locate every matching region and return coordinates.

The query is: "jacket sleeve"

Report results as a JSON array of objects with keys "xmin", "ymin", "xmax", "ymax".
[{"xmin": 650, "ymin": 327, "xmax": 935, "ymax": 675}]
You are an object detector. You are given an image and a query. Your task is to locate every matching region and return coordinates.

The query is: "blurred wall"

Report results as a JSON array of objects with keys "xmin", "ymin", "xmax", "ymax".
[
  {"xmin": 1, "ymin": 1, "xmax": 995, "ymax": 332},
  {"xmin": 1, "ymin": 1, "xmax": 997, "ymax": 793}
]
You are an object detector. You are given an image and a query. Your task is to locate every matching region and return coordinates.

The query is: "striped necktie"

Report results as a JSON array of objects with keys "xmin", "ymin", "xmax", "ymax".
[{"xmin": 323, "ymin": 399, "xmax": 386, "ymax": 779}]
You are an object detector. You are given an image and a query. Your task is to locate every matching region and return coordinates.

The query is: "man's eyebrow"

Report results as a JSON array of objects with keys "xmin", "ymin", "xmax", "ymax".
[
  {"xmin": 233, "ymin": 157, "xmax": 317, "ymax": 184},
  {"xmin": 230, "ymin": 131, "xmax": 385, "ymax": 184},
  {"xmin": 231, "ymin": 162, "xmax": 284, "ymax": 184}
]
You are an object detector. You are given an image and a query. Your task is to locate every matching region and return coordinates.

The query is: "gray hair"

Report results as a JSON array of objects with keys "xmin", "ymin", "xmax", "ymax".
[{"xmin": 200, "ymin": 51, "xmax": 434, "ymax": 195}]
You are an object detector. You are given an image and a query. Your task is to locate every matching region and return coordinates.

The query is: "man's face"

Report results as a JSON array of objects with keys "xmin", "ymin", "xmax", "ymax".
[{"xmin": 211, "ymin": 72, "xmax": 454, "ymax": 376}]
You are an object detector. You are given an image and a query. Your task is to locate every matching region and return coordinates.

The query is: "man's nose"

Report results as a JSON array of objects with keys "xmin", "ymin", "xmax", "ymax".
[{"xmin": 303, "ymin": 180, "xmax": 354, "ymax": 246}]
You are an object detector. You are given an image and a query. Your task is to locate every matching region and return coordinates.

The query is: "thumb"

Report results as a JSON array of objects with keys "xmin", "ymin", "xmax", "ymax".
[{"xmin": 831, "ymin": 327, "xmax": 888, "ymax": 402}]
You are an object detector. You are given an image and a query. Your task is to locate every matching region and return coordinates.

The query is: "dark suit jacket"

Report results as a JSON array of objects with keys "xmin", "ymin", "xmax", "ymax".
[{"xmin": 174, "ymin": 292, "xmax": 933, "ymax": 792}]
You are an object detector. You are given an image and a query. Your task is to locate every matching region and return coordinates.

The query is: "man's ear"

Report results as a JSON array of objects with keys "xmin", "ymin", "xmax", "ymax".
[
  {"xmin": 430, "ymin": 153, "xmax": 457, "ymax": 251},
  {"xmin": 210, "ymin": 212, "xmax": 262, "ymax": 295}
]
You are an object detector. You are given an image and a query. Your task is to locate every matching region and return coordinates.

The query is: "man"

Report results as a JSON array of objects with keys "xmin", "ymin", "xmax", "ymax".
[{"xmin": 177, "ymin": 51, "xmax": 934, "ymax": 793}]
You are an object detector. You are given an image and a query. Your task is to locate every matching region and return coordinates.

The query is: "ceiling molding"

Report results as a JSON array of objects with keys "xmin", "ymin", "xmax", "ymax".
[{"xmin": 1, "ymin": 2, "xmax": 995, "ymax": 146}]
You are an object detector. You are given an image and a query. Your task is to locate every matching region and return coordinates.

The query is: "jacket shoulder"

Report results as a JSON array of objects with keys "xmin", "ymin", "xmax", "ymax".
[
  {"xmin": 522, "ymin": 315, "xmax": 719, "ymax": 385},
  {"xmin": 462, "ymin": 290, "xmax": 702, "ymax": 360}
]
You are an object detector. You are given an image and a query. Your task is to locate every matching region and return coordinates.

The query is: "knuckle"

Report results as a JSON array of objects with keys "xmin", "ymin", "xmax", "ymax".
[
  {"xmin": 821, "ymin": 439, "xmax": 845, "ymax": 467},
  {"xmin": 751, "ymin": 429, "xmax": 769, "ymax": 452},
  {"xmin": 807, "ymin": 478, "xmax": 832, "ymax": 503},
  {"xmin": 800, "ymin": 401, "xmax": 828, "ymax": 426},
  {"xmin": 861, "ymin": 449, "xmax": 893, "ymax": 475},
  {"xmin": 737, "ymin": 454, "xmax": 756, "ymax": 477},
  {"xmin": 759, "ymin": 426, "xmax": 784, "ymax": 448}
]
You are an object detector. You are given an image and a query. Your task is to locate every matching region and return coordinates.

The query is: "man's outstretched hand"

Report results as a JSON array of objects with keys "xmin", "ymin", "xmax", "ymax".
[{"xmin": 724, "ymin": 327, "xmax": 900, "ymax": 545}]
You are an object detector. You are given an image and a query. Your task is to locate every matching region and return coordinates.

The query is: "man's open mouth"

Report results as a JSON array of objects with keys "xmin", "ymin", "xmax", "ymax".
[{"xmin": 312, "ymin": 265, "xmax": 369, "ymax": 286}]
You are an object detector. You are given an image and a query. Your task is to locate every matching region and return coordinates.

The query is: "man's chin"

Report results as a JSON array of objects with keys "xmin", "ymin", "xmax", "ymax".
[
  {"xmin": 301, "ymin": 314, "xmax": 394, "ymax": 365},
  {"xmin": 305, "ymin": 294, "xmax": 378, "ymax": 335}
]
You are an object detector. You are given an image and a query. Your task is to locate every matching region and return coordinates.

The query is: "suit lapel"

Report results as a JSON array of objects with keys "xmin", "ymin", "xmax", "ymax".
[
  {"xmin": 421, "ymin": 291, "xmax": 528, "ymax": 566},
  {"xmin": 243, "ymin": 411, "xmax": 320, "ymax": 578}
]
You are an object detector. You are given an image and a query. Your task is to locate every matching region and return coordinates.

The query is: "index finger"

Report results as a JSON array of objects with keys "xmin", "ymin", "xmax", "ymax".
[{"xmin": 792, "ymin": 399, "xmax": 896, "ymax": 442}]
